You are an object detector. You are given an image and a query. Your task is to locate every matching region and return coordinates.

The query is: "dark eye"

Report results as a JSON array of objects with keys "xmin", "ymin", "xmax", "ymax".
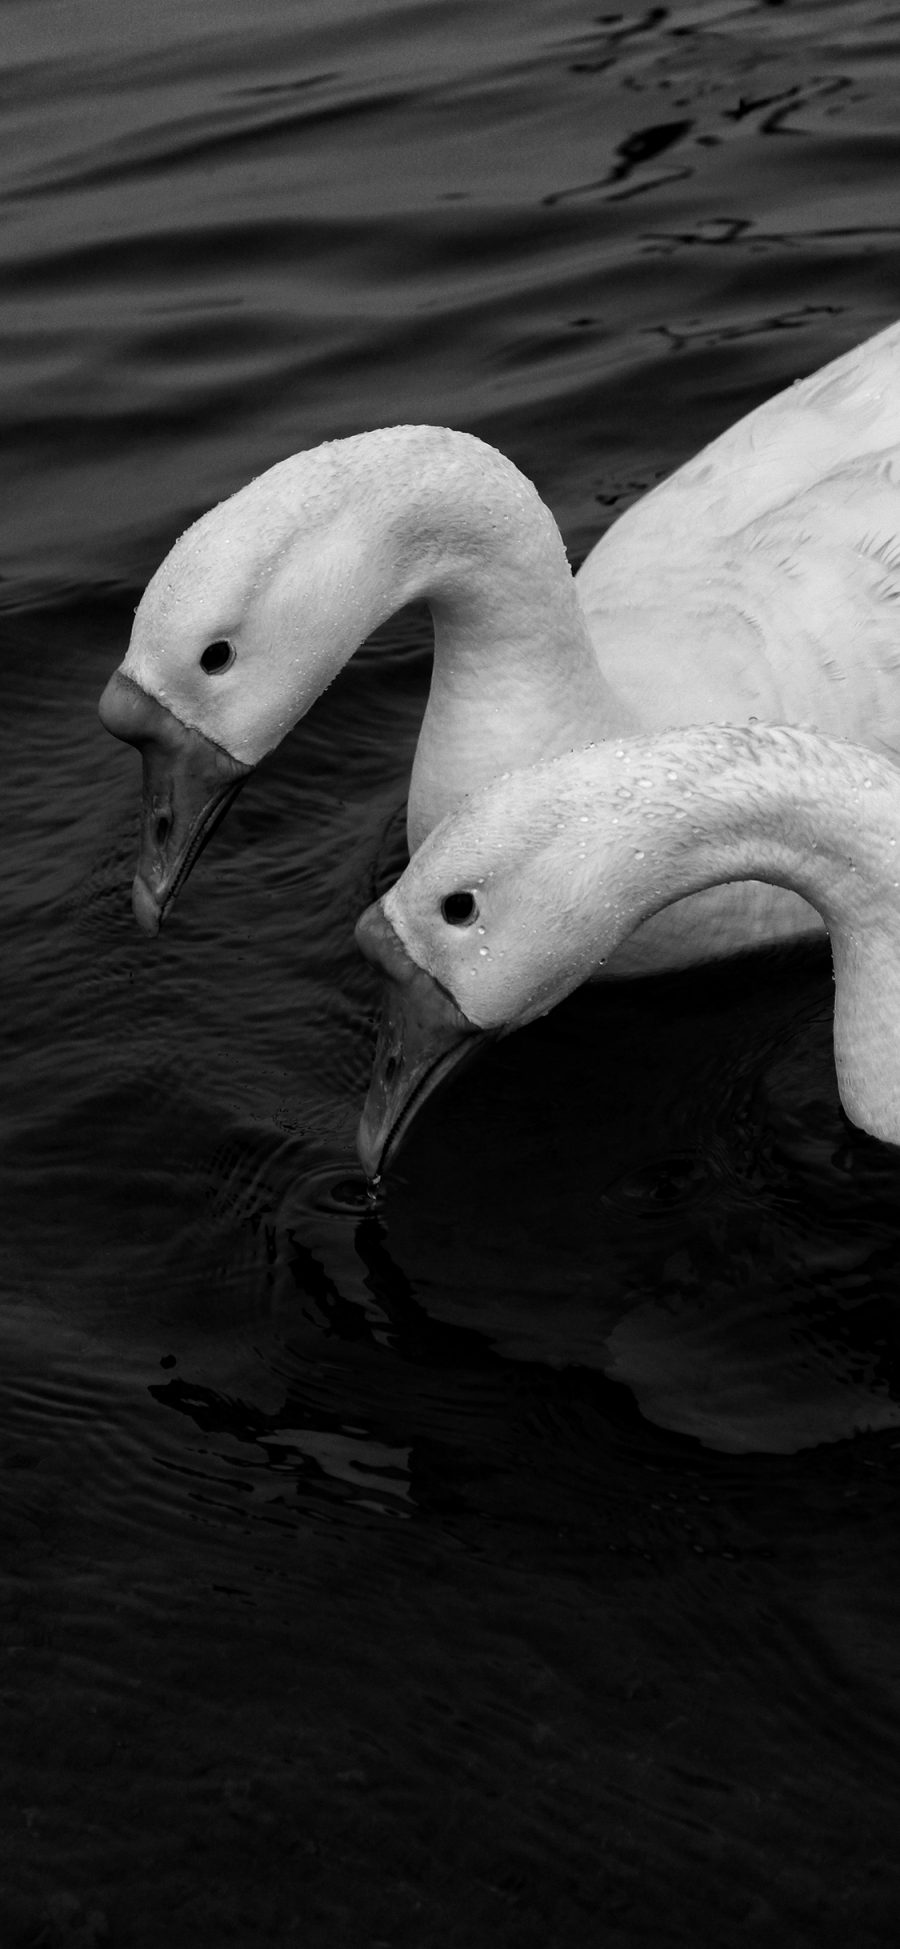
[
  {"xmin": 200, "ymin": 639, "xmax": 235, "ymax": 675},
  {"xmin": 441, "ymin": 890, "xmax": 478, "ymax": 926}
]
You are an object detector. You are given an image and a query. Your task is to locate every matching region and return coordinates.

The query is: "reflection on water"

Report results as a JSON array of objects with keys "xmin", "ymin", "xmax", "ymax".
[{"xmin": 4, "ymin": 0, "xmax": 900, "ymax": 1941}]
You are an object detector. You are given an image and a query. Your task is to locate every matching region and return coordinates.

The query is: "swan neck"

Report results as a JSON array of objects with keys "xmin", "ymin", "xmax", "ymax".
[
  {"xmin": 270, "ymin": 428, "xmax": 626, "ymax": 826},
  {"xmin": 327, "ymin": 429, "xmax": 627, "ymax": 841},
  {"xmin": 575, "ymin": 726, "xmax": 900, "ymax": 1141}
]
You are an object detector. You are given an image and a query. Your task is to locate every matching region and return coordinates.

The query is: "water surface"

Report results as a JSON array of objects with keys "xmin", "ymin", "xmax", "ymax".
[{"xmin": 3, "ymin": 1, "xmax": 900, "ymax": 1942}]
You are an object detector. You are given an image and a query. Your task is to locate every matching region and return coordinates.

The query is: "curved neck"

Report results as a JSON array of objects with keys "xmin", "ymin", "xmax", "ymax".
[
  {"xmin": 364, "ymin": 431, "xmax": 629, "ymax": 845},
  {"xmin": 253, "ymin": 428, "xmax": 629, "ymax": 835},
  {"xmin": 565, "ymin": 725, "xmax": 900, "ymax": 1140}
]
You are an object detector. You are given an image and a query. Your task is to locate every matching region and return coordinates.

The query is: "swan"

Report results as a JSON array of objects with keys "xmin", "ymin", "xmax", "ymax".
[
  {"xmin": 353, "ymin": 722, "xmax": 900, "ymax": 1173},
  {"xmin": 98, "ymin": 323, "xmax": 900, "ymax": 967}
]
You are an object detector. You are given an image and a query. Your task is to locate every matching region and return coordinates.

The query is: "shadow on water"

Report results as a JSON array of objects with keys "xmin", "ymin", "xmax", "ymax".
[{"xmin": 141, "ymin": 937, "xmax": 900, "ymax": 1569}]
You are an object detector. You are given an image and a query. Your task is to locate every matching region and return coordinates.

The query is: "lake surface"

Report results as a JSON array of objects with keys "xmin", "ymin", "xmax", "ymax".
[{"xmin": 4, "ymin": 0, "xmax": 900, "ymax": 1942}]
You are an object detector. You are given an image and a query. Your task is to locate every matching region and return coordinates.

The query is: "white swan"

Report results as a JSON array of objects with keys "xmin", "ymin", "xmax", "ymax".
[
  {"xmin": 354, "ymin": 723, "xmax": 900, "ymax": 1171},
  {"xmin": 99, "ymin": 322, "xmax": 900, "ymax": 966}
]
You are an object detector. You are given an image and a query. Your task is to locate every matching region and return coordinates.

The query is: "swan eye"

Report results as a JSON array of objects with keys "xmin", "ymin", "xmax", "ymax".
[
  {"xmin": 200, "ymin": 639, "xmax": 235, "ymax": 675},
  {"xmin": 441, "ymin": 890, "xmax": 478, "ymax": 927}
]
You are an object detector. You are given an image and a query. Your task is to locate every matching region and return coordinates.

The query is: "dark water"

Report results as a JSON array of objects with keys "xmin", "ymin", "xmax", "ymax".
[{"xmin": 4, "ymin": 2, "xmax": 900, "ymax": 1942}]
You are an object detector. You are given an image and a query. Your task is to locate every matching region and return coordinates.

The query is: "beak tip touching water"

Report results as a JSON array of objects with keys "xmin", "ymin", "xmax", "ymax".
[{"xmin": 355, "ymin": 1117, "xmax": 388, "ymax": 1183}]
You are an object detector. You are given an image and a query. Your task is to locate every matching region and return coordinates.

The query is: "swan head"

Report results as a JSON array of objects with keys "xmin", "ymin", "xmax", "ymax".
[
  {"xmin": 98, "ymin": 454, "xmax": 380, "ymax": 930},
  {"xmin": 355, "ymin": 762, "xmax": 615, "ymax": 1174}
]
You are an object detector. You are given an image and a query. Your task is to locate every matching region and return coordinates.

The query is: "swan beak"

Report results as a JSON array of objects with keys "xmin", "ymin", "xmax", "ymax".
[
  {"xmin": 355, "ymin": 902, "xmax": 488, "ymax": 1177},
  {"xmin": 98, "ymin": 669, "xmax": 251, "ymax": 936}
]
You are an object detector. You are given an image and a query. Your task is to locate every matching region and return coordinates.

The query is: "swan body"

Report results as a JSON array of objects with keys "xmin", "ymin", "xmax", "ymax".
[
  {"xmin": 354, "ymin": 724, "xmax": 900, "ymax": 1170},
  {"xmin": 98, "ymin": 322, "xmax": 900, "ymax": 968}
]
